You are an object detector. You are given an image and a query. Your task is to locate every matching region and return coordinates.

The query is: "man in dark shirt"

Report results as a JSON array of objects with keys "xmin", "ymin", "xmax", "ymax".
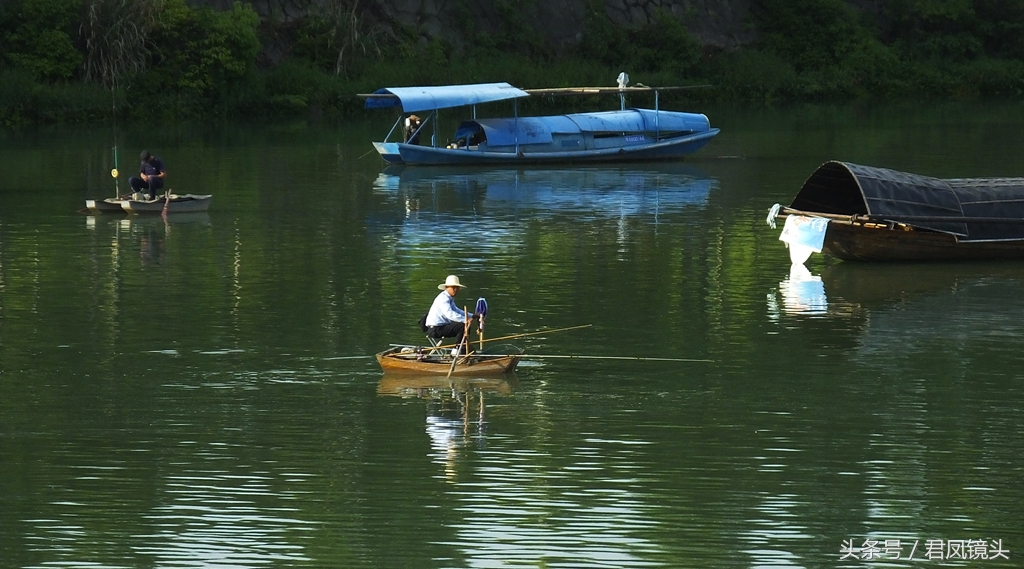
[
  {"xmin": 129, "ymin": 150, "xmax": 166, "ymax": 200},
  {"xmin": 403, "ymin": 115, "xmax": 422, "ymax": 145}
]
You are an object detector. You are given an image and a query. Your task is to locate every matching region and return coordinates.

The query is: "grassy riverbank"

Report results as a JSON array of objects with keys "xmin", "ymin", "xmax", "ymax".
[{"xmin": 2, "ymin": 0, "xmax": 1023, "ymax": 125}]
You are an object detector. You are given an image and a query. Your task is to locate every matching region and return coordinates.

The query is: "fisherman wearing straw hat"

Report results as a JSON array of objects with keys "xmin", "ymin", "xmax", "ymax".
[{"xmin": 423, "ymin": 275, "xmax": 477, "ymax": 353}]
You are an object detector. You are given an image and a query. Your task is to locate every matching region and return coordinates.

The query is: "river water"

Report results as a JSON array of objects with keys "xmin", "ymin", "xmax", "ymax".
[{"xmin": 1, "ymin": 103, "xmax": 1022, "ymax": 568}]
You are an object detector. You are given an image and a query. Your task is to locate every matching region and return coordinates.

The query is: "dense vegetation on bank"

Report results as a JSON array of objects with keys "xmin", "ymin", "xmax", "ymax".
[{"xmin": 2, "ymin": 0, "xmax": 1023, "ymax": 124}]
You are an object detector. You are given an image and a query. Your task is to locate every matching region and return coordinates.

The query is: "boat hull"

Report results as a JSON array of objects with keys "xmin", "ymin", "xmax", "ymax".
[
  {"xmin": 374, "ymin": 142, "xmax": 402, "ymax": 163},
  {"xmin": 387, "ymin": 129, "xmax": 719, "ymax": 166},
  {"xmin": 120, "ymin": 194, "xmax": 212, "ymax": 214},
  {"xmin": 376, "ymin": 347, "xmax": 522, "ymax": 376},
  {"xmin": 85, "ymin": 198, "xmax": 127, "ymax": 214},
  {"xmin": 824, "ymin": 222, "xmax": 1024, "ymax": 261}
]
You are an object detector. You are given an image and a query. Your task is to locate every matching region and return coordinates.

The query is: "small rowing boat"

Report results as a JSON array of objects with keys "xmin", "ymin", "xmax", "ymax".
[
  {"xmin": 85, "ymin": 194, "xmax": 213, "ymax": 215},
  {"xmin": 376, "ymin": 345, "xmax": 523, "ymax": 376},
  {"xmin": 120, "ymin": 194, "xmax": 212, "ymax": 214}
]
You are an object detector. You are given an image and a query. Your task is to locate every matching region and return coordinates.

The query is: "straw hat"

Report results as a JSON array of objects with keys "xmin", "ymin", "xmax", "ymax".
[{"xmin": 438, "ymin": 275, "xmax": 467, "ymax": 290}]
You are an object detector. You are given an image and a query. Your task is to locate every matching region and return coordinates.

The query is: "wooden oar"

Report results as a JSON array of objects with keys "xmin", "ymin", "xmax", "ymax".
[
  {"xmin": 445, "ymin": 306, "xmax": 470, "ymax": 379},
  {"xmin": 161, "ymin": 187, "xmax": 170, "ymax": 219}
]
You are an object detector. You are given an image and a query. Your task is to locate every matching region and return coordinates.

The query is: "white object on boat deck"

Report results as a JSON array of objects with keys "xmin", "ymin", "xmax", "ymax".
[{"xmin": 779, "ymin": 215, "xmax": 829, "ymax": 264}]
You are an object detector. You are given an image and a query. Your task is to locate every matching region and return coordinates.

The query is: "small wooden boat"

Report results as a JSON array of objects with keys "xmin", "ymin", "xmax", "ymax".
[
  {"xmin": 376, "ymin": 345, "xmax": 523, "ymax": 376},
  {"xmin": 120, "ymin": 194, "xmax": 212, "ymax": 214},
  {"xmin": 768, "ymin": 161, "xmax": 1024, "ymax": 262},
  {"xmin": 360, "ymin": 82, "xmax": 718, "ymax": 166},
  {"xmin": 86, "ymin": 194, "xmax": 213, "ymax": 214}
]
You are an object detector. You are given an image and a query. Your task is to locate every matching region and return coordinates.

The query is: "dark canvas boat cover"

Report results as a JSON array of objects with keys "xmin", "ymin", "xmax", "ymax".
[
  {"xmin": 363, "ymin": 82, "xmax": 528, "ymax": 112},
  {"xmin": 790, "ymin": 161, "xmax": 1024, "ymax": 242}
]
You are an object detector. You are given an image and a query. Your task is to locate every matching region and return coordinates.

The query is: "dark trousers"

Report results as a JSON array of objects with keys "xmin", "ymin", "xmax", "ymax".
[
  {"xmin": 129, "ymin": 176, "xmax": 164, "ymax": 199},
  {"xmin": 428, "ymin": 322, "xmax": 470, "ymax": 348}
]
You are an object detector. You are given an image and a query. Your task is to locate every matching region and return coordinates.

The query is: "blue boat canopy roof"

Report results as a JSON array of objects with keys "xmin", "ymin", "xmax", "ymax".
[{"xmin": 363, "ymin": 82, "xmax": 529, "ymax": 112}]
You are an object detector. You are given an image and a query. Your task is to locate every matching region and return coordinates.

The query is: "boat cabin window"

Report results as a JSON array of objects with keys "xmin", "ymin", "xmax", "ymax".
[{"xmin": 451, "ymin": 122, "xmax": 487, "ymax": 148}]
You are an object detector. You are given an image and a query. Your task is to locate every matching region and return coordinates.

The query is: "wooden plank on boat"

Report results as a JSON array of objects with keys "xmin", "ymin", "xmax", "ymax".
[{"xmin": 522, "ymin": 85, "xmax": 712, "ymax": 96}]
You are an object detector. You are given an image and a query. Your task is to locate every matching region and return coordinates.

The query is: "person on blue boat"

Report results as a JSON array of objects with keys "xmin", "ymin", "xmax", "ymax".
[
  {"xmin": 403, "ymin": 114, "xmax": 422, "ymax": 144},
  {"xmin": 129, "ymin": 150, "xmax": 166, "ymax": 200},
  {"xmin": 423, "ymin": 275, "xmax": 477, "ymax": 354}
]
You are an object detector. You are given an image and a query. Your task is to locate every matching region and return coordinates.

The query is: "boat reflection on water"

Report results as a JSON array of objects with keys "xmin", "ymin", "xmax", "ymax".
[
  {"xmin": 85, "ymin": 211, "xmax": 212, "ymax": 230},
  {"xmin": 373, "ymin": 163, "xmax": 718, "ymax": 218},
  {"xmin": 770, "ymin": 260, "xmax": 1024, "ymax": 321},
  {"xmin": 378, "ymin": 374, "xmax": 518, "ymax": 482},
  {"xmin": 372, "ymin": 164, "xmax": 717, "ymax": 264},
  {"xmin": 768, "ymin": 263, "xmax": 829, "ymax": 319},
  {"xmin": 817, "ymin": 262, "xmax": 1024, "ymax": 370},
  {"xmin": 818, "ymin": 261, "xmax": 1024, "ymax": 308},
  {"xmin": 376, "ymin": 374, "xmax": 517, "ymax": 398},
  {"xmin": 84, "ymin": 212, "xmax": 213, "ymax": 266}
]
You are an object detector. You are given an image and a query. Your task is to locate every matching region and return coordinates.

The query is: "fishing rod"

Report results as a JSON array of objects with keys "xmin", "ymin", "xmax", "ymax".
[
  {"xmin": 428, "ymin": 324, "xmax": 593, "ymax": 350},
  {"xmin": 514, "ymin": 354, "xmax": 713, "ymax": 363},
  {"xmin": 111, "ymin": 86, "xmax": 120, "ymax": 199}
]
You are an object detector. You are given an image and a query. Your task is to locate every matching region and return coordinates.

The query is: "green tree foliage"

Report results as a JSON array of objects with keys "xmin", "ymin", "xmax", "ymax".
[
  {"xmin": 0, "ymin": 0, "xmax": 83, "ymax": 81},
  {"xmin": 751, "ymin": 0, "xmax": 910, "ymax": 99},
  {"xmin": 754, "ymin": 0, "xmax": 874, "ymax": 72},
  {"xmin": 4, "ymin": 0, "xmax": 1024, "ymax": 123},
  {"xmin": 885, "ymin": 0, "xmax": 983, "ymax": 61},
  {"xmin": 289, "ymin": 0, "xmax": 385, "ymax": 77},
  {"xmin": 886, "ymin": 0, "xmax": 1024, "ymax": 62},
  {"xmin": 578, "ymin": 7, "xmax": 700, "ymax": 78},
  {"xmin": 80, "ymin": 0, "xmax": 163, "ymax": 89},
  {"xmin": 139, "ymin": 0, "xmax": 259, "ymax": 114},
  {"xmin": 975, "ymin": 0, "xmax": 1024, "ymax": 59}
]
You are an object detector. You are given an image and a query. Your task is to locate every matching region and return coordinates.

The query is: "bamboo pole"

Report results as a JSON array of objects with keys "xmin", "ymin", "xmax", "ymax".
[
  {"xmin": 493, "ymin": 354, "xmax": 712, "ymax": 363},
  {"xmin": 429, "ymin": 324, "xmax": 593, "ymax": 350},
  {"xmin": 446, "ymin": 306, "xmax": 470, "ymax": 379},
  {"xmin": 779, "ymin": 206, "xmax": 1024, "ymax": 225}
]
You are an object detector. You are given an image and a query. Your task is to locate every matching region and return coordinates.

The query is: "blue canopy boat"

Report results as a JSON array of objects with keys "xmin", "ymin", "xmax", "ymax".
[{"xmin": 360, "ymin": 82, "xmax": 719, "ymax": 165}]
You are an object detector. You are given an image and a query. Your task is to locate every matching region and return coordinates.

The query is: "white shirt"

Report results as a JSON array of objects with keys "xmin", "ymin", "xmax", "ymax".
[{"xmin": 426, "ymin": 290, "xmax": 470, "ymax": 327}]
